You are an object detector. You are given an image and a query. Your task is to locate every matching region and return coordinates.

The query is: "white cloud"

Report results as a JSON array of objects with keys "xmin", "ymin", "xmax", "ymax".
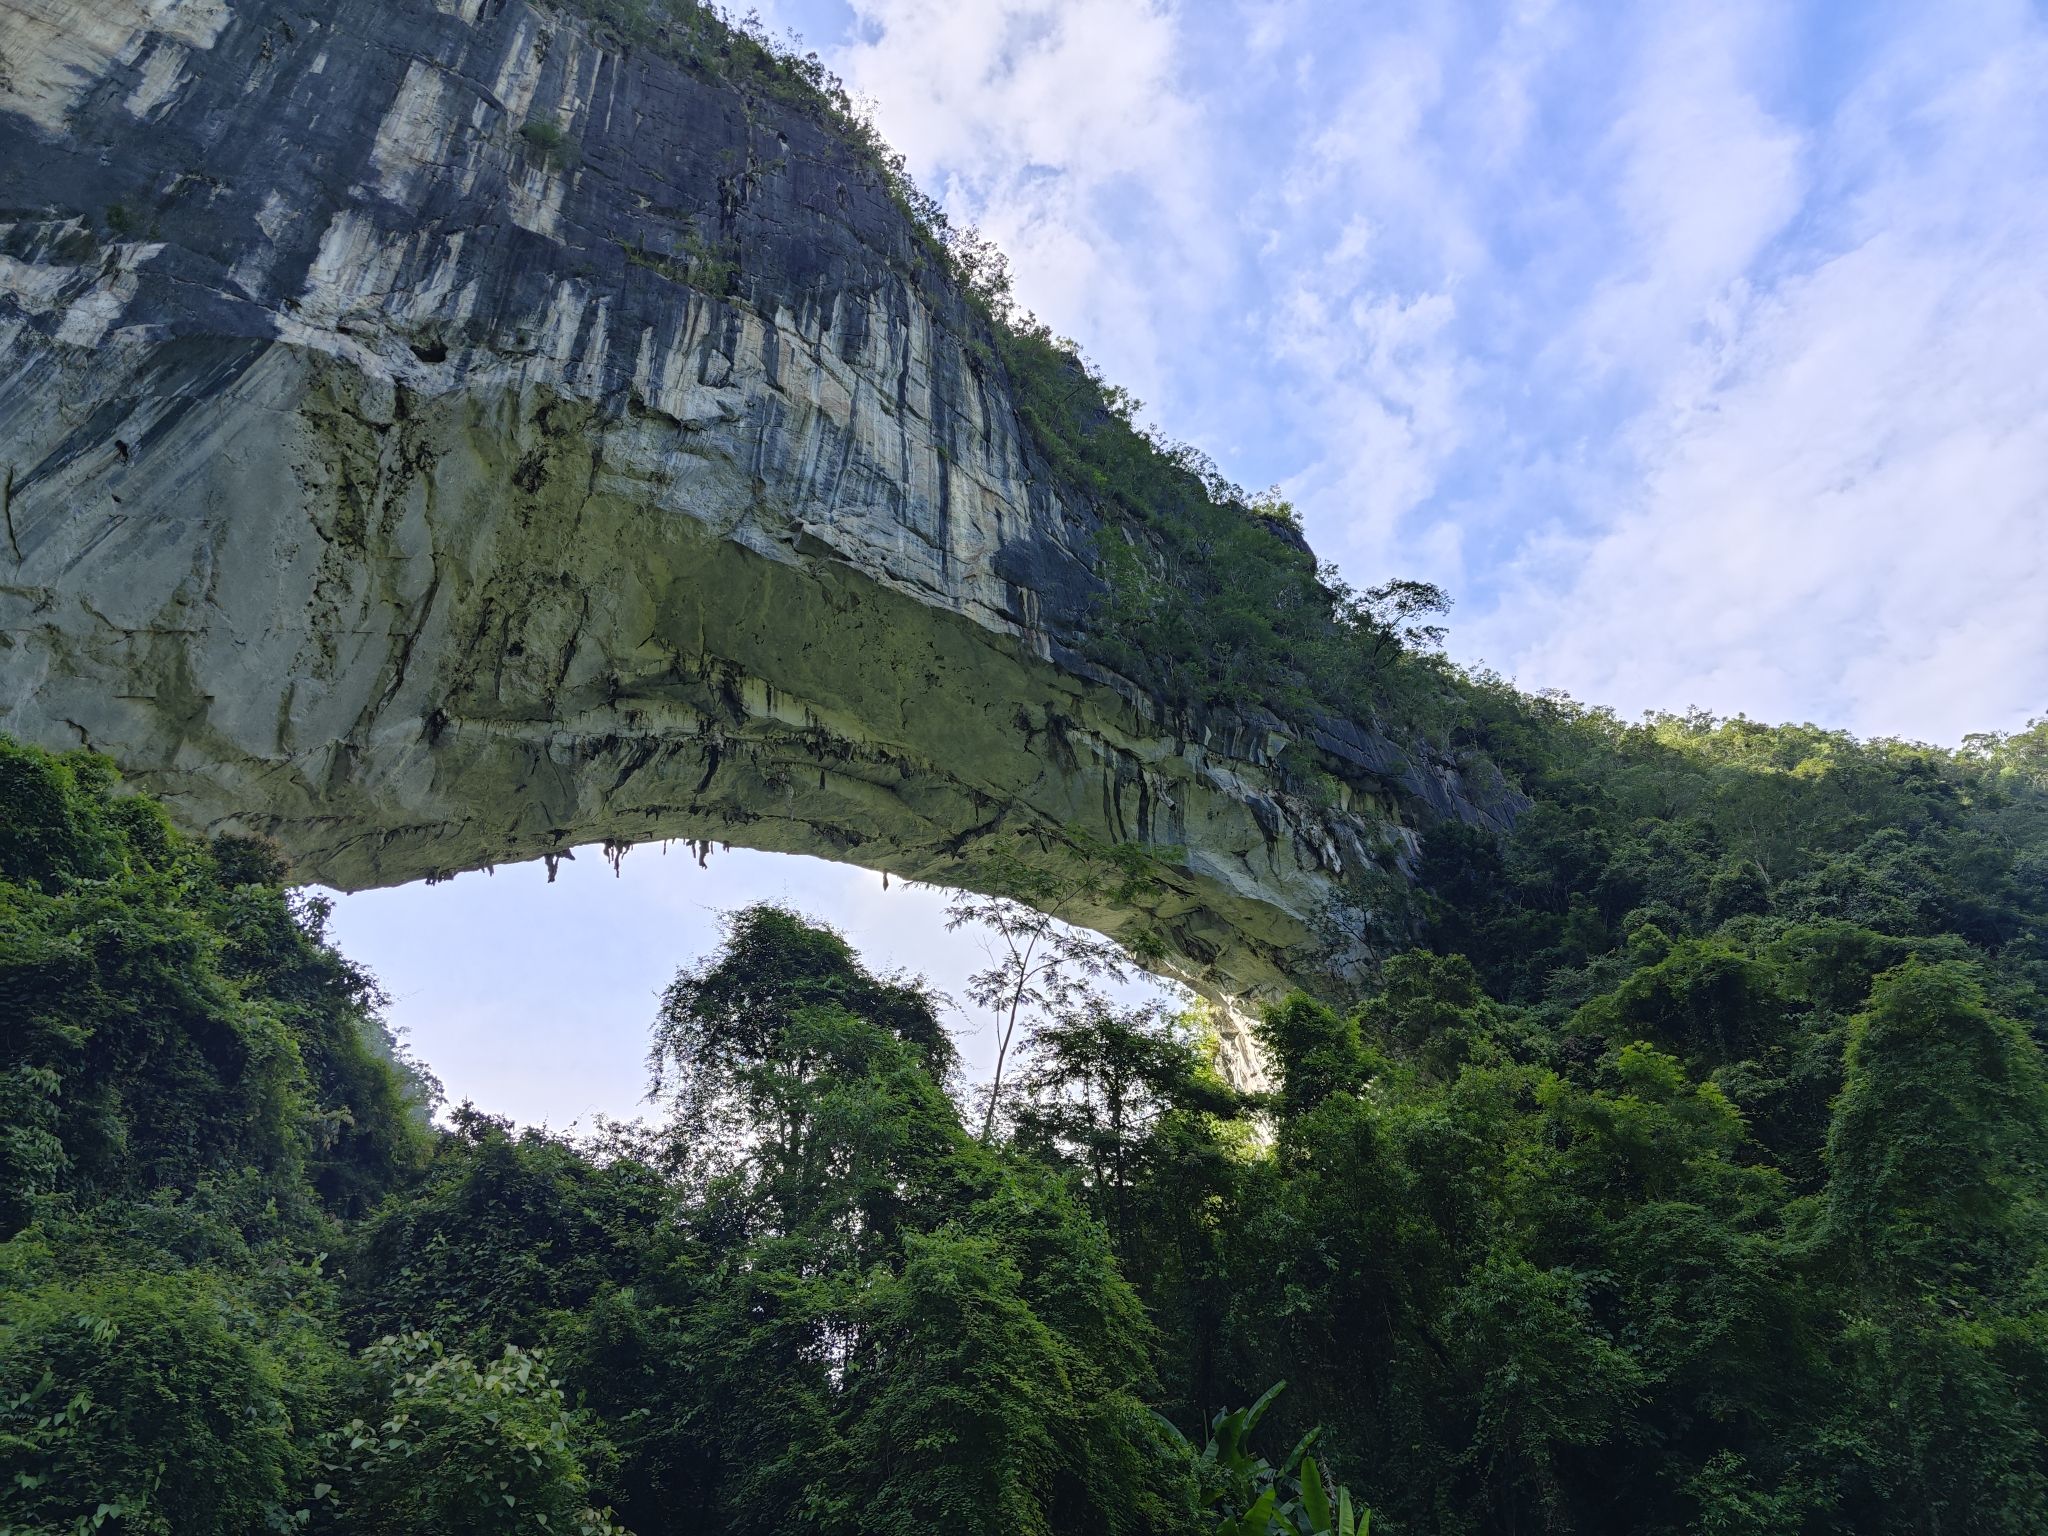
[
  {"xmin": 1473, "ymin": 0, "xmax": 1568, "ymax": 171},
  {"xmin": 1237, "ymin": 2, "xmax": 1299, "ymax": 58},
  {"xmin": 1273, "ymin": 276, "xmax": 1468, "ymax": 572},
  {"xmin": 826, "ymin": 0, "xmax": 1212, "ymax": 399},
  {"xmin": 1559, "ymin": 5, "xmax": 1804, "ymax": 382},
  {"xmin": 1482, "ymin": 14, "xmax": 2048, "ymax": 741},
  {"xmin": 1246, "ymin": 12, "xmax": 1528, "ymax": 582}
]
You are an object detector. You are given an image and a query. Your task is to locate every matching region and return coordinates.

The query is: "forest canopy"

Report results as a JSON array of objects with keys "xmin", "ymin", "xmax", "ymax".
[{"xmin": 3, "ymin": 701, "xmax": 2045, "ymax": 1534}]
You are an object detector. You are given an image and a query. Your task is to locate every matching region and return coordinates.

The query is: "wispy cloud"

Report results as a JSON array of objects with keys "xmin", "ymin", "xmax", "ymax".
[
  {"xmin": 820, "ymin": 0, "xmax": 1213, "ymax": 401},
  {"xmin": 1565, "ymin": 4, "xmax": 1805, "ymax": 383},
  {"xmin": 1475, "ymin": 4, "xmax": 2048, "ymax": 740},
  {"xmin": 1240, "ymin": 3, "xmax": 1563, "ymax": 582}
]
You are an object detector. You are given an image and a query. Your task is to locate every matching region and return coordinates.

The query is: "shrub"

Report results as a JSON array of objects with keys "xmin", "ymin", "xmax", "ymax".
[
  {"xmin": 519, "ymin": 118, "xmax": 581, "ymax": 171},
  {"xmin": 307, "ymin": 1332, "xmax": 628, "ymax": 1535},
  {"xmin": 0, "ymin": 1268, "xmax": 302, "ymax": 1533}
]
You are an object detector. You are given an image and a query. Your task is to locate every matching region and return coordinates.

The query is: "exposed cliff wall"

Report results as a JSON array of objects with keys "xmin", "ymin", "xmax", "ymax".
[{"xmin": 0, "ymin": 0, "xmax": 1509, "ymax": 1072}]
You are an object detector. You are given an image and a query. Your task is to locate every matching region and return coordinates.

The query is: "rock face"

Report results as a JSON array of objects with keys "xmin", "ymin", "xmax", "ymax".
[{"xmin": 0, "ymin": 0, "xmax": 1506, "ymax": 1077}]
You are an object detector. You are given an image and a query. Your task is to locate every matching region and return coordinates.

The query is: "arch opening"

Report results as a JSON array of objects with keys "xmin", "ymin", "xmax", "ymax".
[{"xmin": 318, "ymin": 843, "xmax": 1193, "ymax": 1129}]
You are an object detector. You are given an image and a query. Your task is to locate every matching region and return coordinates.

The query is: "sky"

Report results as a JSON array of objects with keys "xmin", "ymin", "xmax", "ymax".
[
  {"xmin": 323, "ymin": 848, "xmax": 1180, "ymax": 1129},
  {"xmin": 323, "ymin": 0, "xmax": 2048, "ymax": 1126}
]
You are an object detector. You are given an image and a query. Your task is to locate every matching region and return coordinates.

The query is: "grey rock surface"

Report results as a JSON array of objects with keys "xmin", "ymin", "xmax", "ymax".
[{"xmin": 0, "ymin": 0, "xmax": 1509, "ymax": 1078}]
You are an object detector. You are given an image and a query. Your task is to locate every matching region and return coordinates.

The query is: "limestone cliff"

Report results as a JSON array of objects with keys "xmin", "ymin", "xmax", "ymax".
[{"xmin": 0, "ymin": 0, "xmax": 1509, "ymax": 1076}]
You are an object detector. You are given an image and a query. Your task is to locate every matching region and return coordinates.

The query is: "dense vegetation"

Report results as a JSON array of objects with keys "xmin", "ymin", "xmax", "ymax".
[
  {"xmin": 7, "ymin": 8, "xmax": 2048, "ymax": 1534},
  {"xmin": 5, "ymin": 705, "xmax": 2046, "ymax": 1534}
]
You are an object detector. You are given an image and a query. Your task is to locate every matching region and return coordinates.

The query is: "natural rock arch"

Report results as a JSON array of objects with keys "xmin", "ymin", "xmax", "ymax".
[{"xmin": 0, "ymin": 0, "xmax": 1502, "ymax": 1080}]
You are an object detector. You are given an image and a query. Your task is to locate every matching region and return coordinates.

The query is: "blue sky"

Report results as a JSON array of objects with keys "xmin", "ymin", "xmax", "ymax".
[{"xmin": 325, "ymin": 0, "xmax": 2048, "ymax": 1126}]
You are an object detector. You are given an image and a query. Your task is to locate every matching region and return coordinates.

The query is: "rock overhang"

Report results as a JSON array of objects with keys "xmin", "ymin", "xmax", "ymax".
[{"xmin": 0, "ymin": 0, "xmax": 1512, "ymax": 1081}]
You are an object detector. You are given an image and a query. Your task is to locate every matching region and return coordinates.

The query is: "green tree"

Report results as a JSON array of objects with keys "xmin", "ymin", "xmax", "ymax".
[
  {"xmin": 823, "ymin": 1230, "xmax": 1072, "ymax": 1536},
  {"xmin": 0, "ymin": 739, "xmax": 429, "ymax": 1237},
  {"xmin": 942, "ymin": 850, "xmax": 1141, "ymax": 1140},
  {"xmin": 1825, "ymin": 959, "xmax": 2048, "ymax": 1290},
  {"xmin": 1011, "ymin": 1001, "xmax": 1239, "ymax": 1264},
  {"xmin": 341, "ymin": 1107, "xmax": 679, "ymax": 1351}
]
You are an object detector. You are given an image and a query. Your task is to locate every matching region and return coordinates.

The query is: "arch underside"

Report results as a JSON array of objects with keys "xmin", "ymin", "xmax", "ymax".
[{"xmin": 0, "ymin": 338, "xmax": 1407, "ymax": 1078}]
